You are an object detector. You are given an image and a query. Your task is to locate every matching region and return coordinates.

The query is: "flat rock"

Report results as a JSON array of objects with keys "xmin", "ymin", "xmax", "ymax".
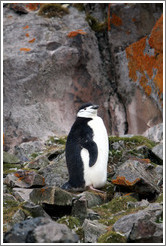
[
  {"xmin": 4, "ymin": 217, "xmax": 79, "ymax": 243},
  {"xmin": 13, "ymin": 188, "xmax": 33, "ymax": 202},
  {"xmin": 82, "ymin": 219, "xmax": 107, "ymax": 243},
  {"xmin": 4, "ymin": 170, "xmax": 45, "ymax": 188},
  {"xmin": 30, "ymin": 186, "xmax": 75, "ymax": 206},
  {"xmin": 111, "ymin": 159, "xmax": 160, "ymax": 198}
]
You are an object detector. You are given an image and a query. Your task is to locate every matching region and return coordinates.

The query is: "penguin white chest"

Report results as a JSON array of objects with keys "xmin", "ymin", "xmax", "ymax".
[{"xmin": 81, "ymin": 116, "xmax": 109, "ymax": 188}]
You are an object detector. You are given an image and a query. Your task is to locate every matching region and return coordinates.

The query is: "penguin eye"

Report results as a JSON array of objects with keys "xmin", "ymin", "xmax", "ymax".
[{"xmin": 84, "ymin": 108, "xmax": 87, "ymax": 110}]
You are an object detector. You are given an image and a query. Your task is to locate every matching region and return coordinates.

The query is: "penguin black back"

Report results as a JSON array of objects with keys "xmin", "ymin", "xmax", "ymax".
[{"xmin": 64, "ymin": 116, "xmax": 98, "ymax": 189}]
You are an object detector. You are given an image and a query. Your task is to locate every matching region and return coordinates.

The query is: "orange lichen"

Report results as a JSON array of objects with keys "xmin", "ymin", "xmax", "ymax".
[
  {"xmin": 111, "ymin": 176, "xmax": 140, "ymax": 186},
  {"xmin": 107, "ymin": 3, "xmax": 111, "ymax": 31},
  {"xmin": 25, "ymin": 33, "xmax": 29, "ymax": 37},
  {"xmin": 67, "ymin": 29, "xmax": 86, "ymax": 38},
  {"xmin": 20, "ymin": 48, "xmax": 31, "ymax": 52},
  {"xmin": 126, "ymin": 14, "xmax": 163, "ymax": 101},
  {"xmin": 7, "ymin": 15, "xmax": 13, "ymax": 18},
  {"xmin": 26, "ymin": 3, "xmax": 40, "ymax": 11},
  {"xmin": 132, "ymin": 18, "xmax": 136, "ymax": 22},
  {"xmin": 28, "ymin": 38, "xmax": 36, "ymax": 43},
  {"xmin": 23, "ymin": 25, "xmax": 29, "ymax": 29},
  {"xmin": 111, "ymin": 13, "xmax": 122, "ymax": 27}
]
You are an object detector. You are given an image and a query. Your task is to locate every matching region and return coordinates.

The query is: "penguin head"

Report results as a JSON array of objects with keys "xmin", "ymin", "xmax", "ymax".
[{"xmin": 77, "ymin": 102, "xmax": 99, "ymax": 118}]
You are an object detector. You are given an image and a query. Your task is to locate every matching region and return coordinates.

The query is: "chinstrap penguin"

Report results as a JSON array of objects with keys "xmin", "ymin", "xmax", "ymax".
[{"xmin": 62, "ymin": 102, "xmax": 109, "ymax": 191}]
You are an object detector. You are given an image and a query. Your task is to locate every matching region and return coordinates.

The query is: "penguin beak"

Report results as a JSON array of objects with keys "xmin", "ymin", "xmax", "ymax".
[{"xmin": 92, "ymin": 105, "xmax": 99, "ymax": 110}]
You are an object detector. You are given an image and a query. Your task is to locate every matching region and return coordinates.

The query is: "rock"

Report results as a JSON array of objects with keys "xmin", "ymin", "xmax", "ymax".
[
  {"xmin": 87, "ymin": 209, "xmax": 100, "ymax": 220},
  {"xmin": 13, "ymin": 188, "xmax": 33, "ymax": 202},
  {"xmin": 25, "ymin": 155, "xmax": 50, "ymax": 170},
  {"xmin": 38, "ymin": 153, "xmax": 68, "ymax": 187},
  {"xmin": 129, "ymin": 217, "xmax": 163, "ymax": 243},
  {"xmin": 113, "ymin": 203, "xmax": 163, "ymax": 242},
  {"xmin": 72, "ymin": 195, "xmax": 87, "ymax": 222},
  {"xmin": 77, "ymin": 191, "xmax": 106, "ymax": 208},
  {"xmin": 4, "ymin": 170, "xmax": 45, "ymax": 188},
  {"xmin": 22, "ymin": 201, "xmax": 50, "ymax": 218},
  {"xmin": 82, "ymin": 219, "xmax": 107, "ymax": 243},
  {"xmin": 3, "ymin": 4, "xmax": 163, "ymax": 150},
  {"xmin": 4, "ymin": 217, "xmax": 79, "ymax": 243},
  {"xmin": 29, "ymin": 186, "xmax": 75, "ymax": 206},
  {"xmin": 3, "ymin": 151, "xmax": 20, "ymax": 164},
  {"xmin": 12, "ymin": 209, "xmax": 26, "ymax": 225},
  {"xmin": 3, "ymin": 193, "xmax": 17, "ymax": 202},
  {"xmin": 111, "ymin": 159, "xmax": 160, "ymax": 199},
  {"xmin": 127, "ymin": 199, "xmax": 149, "ymax": 209},
  {"xmin": 143, "ymin": 123, "xmax": 163, "ymax": 142},
  {"xmin": 150, "ymin": 143, "xmax": 163, "ymax": 163},
  {"xmin": 13, "ymin": 141, "xmax": 44, "ymax": 161}
]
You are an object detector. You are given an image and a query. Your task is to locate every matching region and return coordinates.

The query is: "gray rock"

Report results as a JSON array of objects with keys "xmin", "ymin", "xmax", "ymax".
[
  {"xmin": 4, "ymin": 217, "xmax": 78, "ymax": 243},
  {"xmin": 76, "ymin": 191, "xmax": 106, "ymax": 208},
  {"xmin": 25, "ymin": 155, "xmax": 49, "ymax": 170},
  {"xmin": 3, "ymin": 151, "xmax": 20, "ymax": 164},
  {"xmin": 30, "ymin": 186, "xmax": 75, "ymax": 206},
  {"xmin": 12, "ymin": 209, "xmax": 26, "ymax": 225},
  {"xmin": 3, "ymin": 193, "xmax": 17, "ymax": 202},
  {"xmin": 113, "ymin": 203, "xmax": 163, "ymax": 241},
  {"xmin": 143, "ymin": 123, "xmax": 163, "ymax": 142},
  {"xmin": 127, "ymin": 199, "xmax": 149, "ymax": 209},
  {"xmin": 13, "ymin": 141, "xmax": 44, "ymax": 160},
  {"xmin": 151, "ymin": 143, "xmax": 163, "ymax": 162},
  {"xmin": 82, "ymin": 219, "xmax": 107, "ymax": 243},
  {"xmin": 72, "ymin": 195, "xmax": 88, "ymax": 222},
  {"xmin": 4, "ymin": 170, "xmax": 45, "ymax": 188},
  {"xmin": 22, "ymin": 201, "xmax": 50, "ymax": 218},
  {"xmin": 111, "ymin": 159, "xmax": 160, "ymax": 197},
  {"xmin": 38, "ymin": 153, "xmax": 68, "ymax": 187},
  {"xmin": 13, "ymin": 188, "xmax": 33, "ymax": 202}
]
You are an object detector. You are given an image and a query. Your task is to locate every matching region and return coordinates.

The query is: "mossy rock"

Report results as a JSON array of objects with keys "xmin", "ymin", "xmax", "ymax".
[
  {"xmin": 38, "ymin": 3, "xmax": 69, "ymax": 18},
  {"xmin": 93, "ymin": 195, "xmax": 138, "ymax": 219},
  {"xmin": 85, "ymin": 14, "xmax": 107, "ymax": 32},
  {"xmin": 57, "ymin": 215, "xmax": 81, "ymax": 229},
  {"xmin": 98, "ymin": 231, "xmax": 127, "ymax": 243},
  {"xmin": 109, "ymin": 136, "xmax": 156, "ymax": 149}
]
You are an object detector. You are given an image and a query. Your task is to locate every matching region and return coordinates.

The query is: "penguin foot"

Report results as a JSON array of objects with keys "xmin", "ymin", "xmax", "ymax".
[
  {"xmin": 87, "ymin": 185, "xmax": 106, "ymax": 194},
  {"xmin": 61, "ymin": 182, "xmax": 85, "ymax": 192}
]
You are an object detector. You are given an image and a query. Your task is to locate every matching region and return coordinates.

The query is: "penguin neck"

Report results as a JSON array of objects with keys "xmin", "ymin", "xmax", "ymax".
[{"xmin": 77, "ymin": 112, "xmax": 98, "ymax": 119}]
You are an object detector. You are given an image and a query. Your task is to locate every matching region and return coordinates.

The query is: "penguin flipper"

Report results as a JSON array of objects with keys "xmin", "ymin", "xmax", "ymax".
[{"xmin": 82, "ymin": 140, "xmax": 98, "ymax": 167}]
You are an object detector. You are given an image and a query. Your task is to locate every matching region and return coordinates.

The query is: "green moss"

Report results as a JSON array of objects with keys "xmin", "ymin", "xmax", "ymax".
[
  {"xmin": 73, "ymin": 3, "xmax": 85, "ymax": 11},
  {"xmin": 3, "ymin": 163, "xmax": 22, "ymax": 175},
  {"xmin": 38, "ymin": 3, "xmax": 69, "ymax": 18},
  {"xmin": 86, "ymin": 14, "xmax": 107, "ymax": 32},
  {"xmin": 93, "ymin": 195, "xmax": 138, "ymax": 219},
  {"xmin": 3, "ymin": 200, "xmax": 25, "ymax": 232},
  {"xmin": 98, "ymin": 231, "xmax": 127, "ymax": 243},
  {"xmin": 155, "ymin": 193, "xmax": 163, "ymax": 203},
  {"xmin": 109, "ymin": 136, "xmax": 156, "ymax": 149},
  {"xmin": 56, "ymin": 136, "xmax": 67, "ymax": 145},
  {"xmin": 75, "ymin": 227, "xmax": 84, "ymax": 242},
  {"xmin": 57, "ymin": 215, "xmax": 81, "ymax": 229}
]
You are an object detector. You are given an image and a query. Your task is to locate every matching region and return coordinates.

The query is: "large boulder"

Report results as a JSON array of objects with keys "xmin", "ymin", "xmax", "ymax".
[{"xmin": 3, "ymin": 3, "xmax": 163, "ymax": 150}]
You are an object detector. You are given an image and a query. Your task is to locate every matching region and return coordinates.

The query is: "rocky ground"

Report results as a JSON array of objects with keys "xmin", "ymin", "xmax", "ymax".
[{"xmin": 3, "ymin": 123, "xmax": 163, "ymax": 243}]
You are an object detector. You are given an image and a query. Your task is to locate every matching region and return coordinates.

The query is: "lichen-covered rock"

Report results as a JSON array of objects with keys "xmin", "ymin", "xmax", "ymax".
[
  {"xmin": 22, "ymin": 201, "xmax": 51, "ymax": 218},
  {"xmin": 82, "ymin": 219, "xmax": 107, "ymax": 243},
  {"xmin": 4, "ymin": 170, "xmax": 45, "ymax": 188},
  {"xmin": 4, "ymin": 217, "xmax": 79, "ymax": 243},
  {"xmin": 111, "ymin": 159, "xmax": 160, "ymax": 199},
  {"xmin": 29, "ymin": 186, "xmax": 75, "ymax": 206}
]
